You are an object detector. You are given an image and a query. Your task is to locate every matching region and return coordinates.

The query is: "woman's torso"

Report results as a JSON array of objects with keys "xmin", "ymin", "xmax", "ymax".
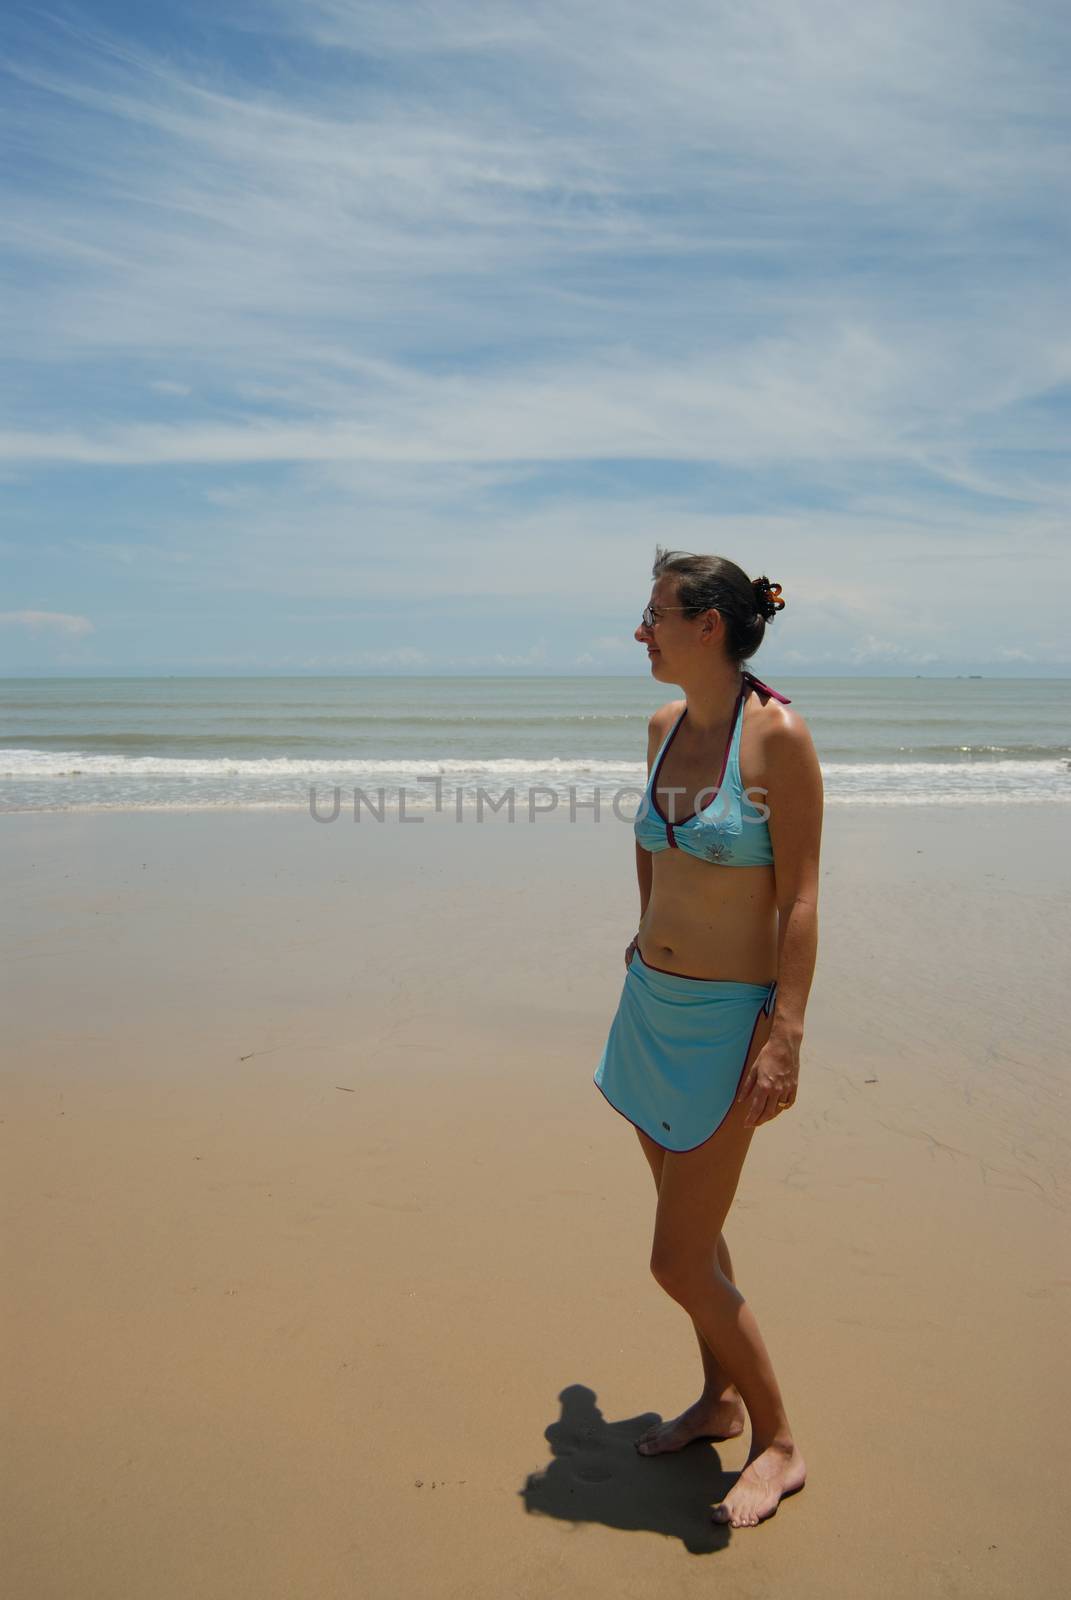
[{"xmin": 637, "ymin": 678, "xmax": 783, "ymax": 982}]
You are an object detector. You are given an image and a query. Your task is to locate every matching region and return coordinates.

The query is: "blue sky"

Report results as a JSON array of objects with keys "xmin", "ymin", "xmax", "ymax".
[{"xmin": 2, "ymin": 0, "xmax": 1069, "ymax": 676}]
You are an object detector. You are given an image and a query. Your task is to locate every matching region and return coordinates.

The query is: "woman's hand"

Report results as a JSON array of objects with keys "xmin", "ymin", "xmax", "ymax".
[
  {"xmin": 735, "ymin": 1033, "xmax": 800, "ymax": 1127},
  {"xmin": 624, "ymin": 934, "xmax": 639, "ymax": 969}
]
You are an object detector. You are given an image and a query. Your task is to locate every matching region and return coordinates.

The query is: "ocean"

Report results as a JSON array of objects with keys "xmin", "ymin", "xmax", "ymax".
[{"xmin": 1, "ymin": 675, "xmax": 1068, "ymax": 813}]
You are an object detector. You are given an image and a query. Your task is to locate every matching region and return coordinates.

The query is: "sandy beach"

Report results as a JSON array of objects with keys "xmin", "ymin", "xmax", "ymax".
[{"xmin": 3, "ymin": 801, "xmax": 1069, "ymax": 1599}]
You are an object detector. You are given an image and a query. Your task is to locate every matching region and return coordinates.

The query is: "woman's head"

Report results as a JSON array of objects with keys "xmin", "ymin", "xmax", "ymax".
[{"xmin": 636, "ymin": 547, "xmax": 785, "ymax": 669}]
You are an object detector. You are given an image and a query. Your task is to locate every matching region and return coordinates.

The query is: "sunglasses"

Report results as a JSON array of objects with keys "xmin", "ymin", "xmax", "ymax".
[{"xmin": 641, "ymin": 603, "xmax": 706, "ymax": 629}]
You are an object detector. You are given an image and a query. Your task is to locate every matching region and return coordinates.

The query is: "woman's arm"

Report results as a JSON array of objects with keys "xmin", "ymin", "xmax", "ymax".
[
  {"xmin": 764, "ymin": 712, "xmax": 825, "ymax": 1043},
  {"xmin": 735, "ymin": 710, "xmax": 823, "ymax": 1125},
  {"xmin": 627, "ymin": 705, "xmax": 676, "ymax": 962},
  {"xmin": 636, "ymin": 838, "xmax": 653, "ymax": 921}
]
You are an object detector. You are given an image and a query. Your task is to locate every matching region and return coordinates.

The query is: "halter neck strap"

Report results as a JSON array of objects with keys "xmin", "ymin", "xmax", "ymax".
[{"xmin": 742, "ymin": 671, "xmax": 791, "ymax": 705}]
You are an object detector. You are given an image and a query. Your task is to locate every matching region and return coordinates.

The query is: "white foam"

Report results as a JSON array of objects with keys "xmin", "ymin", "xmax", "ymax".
[{"xmin": 1, "ymin": 750, "xmax": 1068, "ymax": 811}]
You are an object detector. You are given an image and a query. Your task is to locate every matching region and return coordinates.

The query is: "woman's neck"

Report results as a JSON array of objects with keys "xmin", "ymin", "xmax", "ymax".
[{"xmin": 679, "ymin": 663, "xmax": 746, "ymax": 736}]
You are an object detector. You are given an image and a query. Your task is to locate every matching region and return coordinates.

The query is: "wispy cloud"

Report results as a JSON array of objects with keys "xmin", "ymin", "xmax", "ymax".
[
  {"xmin": 0, "ymin": 610, "xmax": 95, "ymax": 636},
  {"xmin": 1, "ymin": 1, "xmax": 1068, "ymax": 671}
]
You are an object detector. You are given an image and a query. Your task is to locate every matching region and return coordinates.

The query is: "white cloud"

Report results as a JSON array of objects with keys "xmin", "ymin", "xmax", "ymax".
[
  {"xmin": 2, "ymin": 2, "xmax": 1068, "ymax": 671},
  {"xmin": 0, "ymin": 609, "xmax": 95, "ymax": 636},
  {"xmin": 489, "ymin": 639, "xmax": 548, "ymax": 667},
  {"xmin": 584, "ymin": 635, "xmax": 637, "ymax": 656},
  {"xmin": 1, "ymin": 313, "xmax": 1065, "ymax": 489},
  {"xmin": 849, "ymin": 634, "xmax": 942, "ymax": 666}
]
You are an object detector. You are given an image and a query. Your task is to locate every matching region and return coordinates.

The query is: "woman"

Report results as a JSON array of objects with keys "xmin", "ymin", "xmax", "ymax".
[{"xmin": 593, "ymin": 547, "xmax": 823, "ymax": 1529}]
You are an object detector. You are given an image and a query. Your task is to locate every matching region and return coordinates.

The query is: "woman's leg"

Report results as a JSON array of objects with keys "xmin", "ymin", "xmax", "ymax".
[
  {"xmin": 640, "ymin": 1012, "xmax": 807, "ymax": 1526},
  {"xmin": 633, "ymin": 1129, "xmax": 745, "ymax": 1450}
]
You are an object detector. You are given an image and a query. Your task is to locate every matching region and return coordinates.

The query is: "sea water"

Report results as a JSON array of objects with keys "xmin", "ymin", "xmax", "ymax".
[{"xmin": 0, "ymin": 675, "xmax": 1068, "ymax": 812}]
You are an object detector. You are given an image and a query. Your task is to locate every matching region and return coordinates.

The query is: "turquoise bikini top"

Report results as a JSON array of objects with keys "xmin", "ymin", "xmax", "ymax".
[{"xmin": 634, "ymin": 671, "xmax": 791, "ymax": 867}]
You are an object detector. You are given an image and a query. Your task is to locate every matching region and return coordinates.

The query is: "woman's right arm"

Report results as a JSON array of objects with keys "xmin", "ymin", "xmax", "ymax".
[
  {"xmin": 635, "ymin": 839, "xmax": 652, "ymax": 921},
  {"xmin": 625, "ymin": 843, "xmax": 653, "ymax": 964},
  {"xmin": 626, "ymin": 708, "xmax": 668, "ymax": 965}
]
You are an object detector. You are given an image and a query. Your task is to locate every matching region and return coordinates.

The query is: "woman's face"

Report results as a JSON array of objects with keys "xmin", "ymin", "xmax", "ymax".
[{"xmin": 635, "ymin": 575, "xmax": 703, "ymax": 677}]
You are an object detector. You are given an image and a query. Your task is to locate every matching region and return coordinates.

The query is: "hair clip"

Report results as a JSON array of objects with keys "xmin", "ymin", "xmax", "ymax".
[{"xmin": 754, "ymin": 576, "xmax": 785, "ymax": 618}]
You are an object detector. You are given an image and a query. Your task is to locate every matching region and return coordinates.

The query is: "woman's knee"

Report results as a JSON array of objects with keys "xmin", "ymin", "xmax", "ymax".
[
  {"xmin": 650, "ymin": 1252, "xmax": 742, "ymax": 1316},
  {"xmin": 649, "ymin": 1243, "xmax": 720, "ymax": 1302}
]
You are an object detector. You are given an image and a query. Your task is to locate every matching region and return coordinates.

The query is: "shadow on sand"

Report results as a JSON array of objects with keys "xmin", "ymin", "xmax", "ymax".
[{"xmin": 520, "ymin": 1383, "xmax": 738, "ymax": 1553}]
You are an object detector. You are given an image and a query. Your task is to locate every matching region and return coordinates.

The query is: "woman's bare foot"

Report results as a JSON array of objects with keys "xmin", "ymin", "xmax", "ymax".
[
  {"xmin": 711, "ymin": 1440, "xmax": 807, "ymax": 1527},
  {"xmin": 634, "ymin": 1394, "xmax": 746, "ymax": 1455}
]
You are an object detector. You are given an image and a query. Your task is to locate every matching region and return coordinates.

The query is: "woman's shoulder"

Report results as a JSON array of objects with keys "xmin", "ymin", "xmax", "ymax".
[
  {"xmin": 751, "ymin": 694, "xmax": 815, "ymax": 752},
  {"xmin": 648, "ymin": 698, "xmax": 686, "ymax": 741},
  {"xmin": 750, "ymin": 696, "xmax": 822, "ymax": 790},
  {"xmin": 644, "ymin": 699, "xmax": 686, "ymax": 768},
  {"xmin": 744, "ymin": 673, "xmax": 806, "ymax": 732},
  {"xmin": 751, "ymin": 691, "xmax": 811, "ymax": 738}
]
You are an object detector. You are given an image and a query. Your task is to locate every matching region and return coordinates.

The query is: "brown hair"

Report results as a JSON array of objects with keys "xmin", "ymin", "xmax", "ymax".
[{"xmin": 651, "ymin": 547, "xmax": 785, "ymax": 663}]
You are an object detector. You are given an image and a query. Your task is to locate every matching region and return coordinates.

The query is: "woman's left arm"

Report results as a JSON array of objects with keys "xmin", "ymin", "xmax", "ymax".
[{"xmin": 737, "ymin": 711, "xmax": 824, "ymax": 1125}]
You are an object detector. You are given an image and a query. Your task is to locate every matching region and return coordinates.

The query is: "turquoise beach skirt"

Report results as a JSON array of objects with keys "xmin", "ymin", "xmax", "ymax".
[{"xmin": 594, "ymin": 948, "xmax": 778, "ymax": 1153}]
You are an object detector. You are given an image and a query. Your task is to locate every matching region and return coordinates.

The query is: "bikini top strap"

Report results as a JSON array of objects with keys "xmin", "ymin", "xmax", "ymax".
[
  {"xmin": 742, "ymin": 670, "xmax": 791, "ymax": 705},
  {"xmin": 726, "ymin": 678, "xmax": 748, "ymax": 774},
  {"xmin": 645, "ymin": 703, "xmax": 687, "ymax": 790}
]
